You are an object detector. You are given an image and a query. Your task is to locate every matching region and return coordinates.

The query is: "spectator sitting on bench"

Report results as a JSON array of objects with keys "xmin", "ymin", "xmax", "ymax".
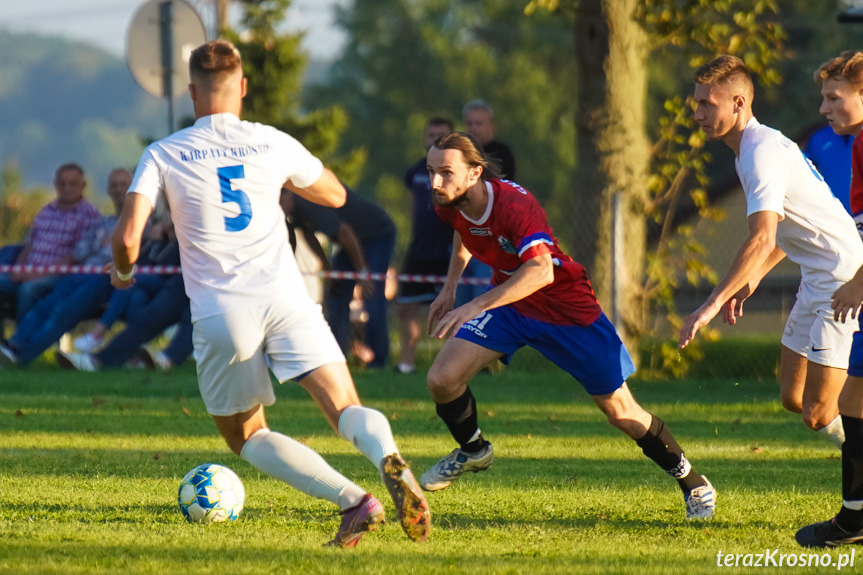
[
  {"xmin": 0, "ymin": 163, "xmax": 101, "ymax": 323},
  {"xmin": 0, "ymin": 168, "xmax": 131, "ymax": 366},
  {"xmin": 58, "ymin": 210, "xmax": 190, "ymax": 372},
  {"xmin": 73, "ymin": 208, "xmax": 178, "ymax": 353}
]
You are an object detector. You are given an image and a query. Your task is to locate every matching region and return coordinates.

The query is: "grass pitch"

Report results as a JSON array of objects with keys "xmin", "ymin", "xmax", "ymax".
[{"xmin": 0, "ymin": 363, "xmax": 852, "ymax": 574}]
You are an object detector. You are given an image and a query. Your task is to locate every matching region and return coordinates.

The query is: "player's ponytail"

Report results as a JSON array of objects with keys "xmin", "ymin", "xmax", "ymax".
[{"xmin": 433, "ymin": 131, "xmax": 502, "ymax": 180}]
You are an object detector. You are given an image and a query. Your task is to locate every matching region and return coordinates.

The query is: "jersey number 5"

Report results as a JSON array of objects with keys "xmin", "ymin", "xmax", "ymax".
[{"xmin": 218, "ymin": 165, "xmax": 252, "ymax": 232}]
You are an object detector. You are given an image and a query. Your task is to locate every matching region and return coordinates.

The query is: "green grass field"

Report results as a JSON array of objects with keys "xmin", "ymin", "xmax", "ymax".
[{"xmin": 0, "ymin": 363, "xmax": 854, "ymax": 574}]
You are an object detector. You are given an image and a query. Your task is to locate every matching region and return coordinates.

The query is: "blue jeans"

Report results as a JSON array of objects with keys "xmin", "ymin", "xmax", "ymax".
[
  {"xmin": 98, "ymin": 274, "xmax": 166, "ymax": 328},
  {"xmin": 0, "ymin": 273, "xmax": 63, "ymax": 323},
  {"xmin": 95, "ymin": 275, "xmax": 190, "ymax": 368},
  {"xmin": 324, "ymin": 233, "xmax": 395, "ymax": 368},
  {"xmin": 9, "ymin": 274, "xmax": 113, "ymax": 363}
]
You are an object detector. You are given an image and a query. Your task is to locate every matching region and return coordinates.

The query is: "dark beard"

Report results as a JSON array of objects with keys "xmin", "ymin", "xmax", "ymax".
[{"xmin": 433, "ymin": 188, "xmax": 470, "ymax": 208}]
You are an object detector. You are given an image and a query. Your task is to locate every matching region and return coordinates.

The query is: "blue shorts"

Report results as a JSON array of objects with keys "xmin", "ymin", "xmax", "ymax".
[
  {"xmin": 848, "ymin": 316, "xmax": 863, "ymax": 377},
  {"xmin": 455, "ymin": 306, "xmax": 636, "ymax": 396}
]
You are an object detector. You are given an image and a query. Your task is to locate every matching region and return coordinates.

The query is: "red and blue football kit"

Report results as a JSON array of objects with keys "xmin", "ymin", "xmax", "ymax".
[
  {"xmin": 435, "ymin": 179, "xmax": 634, "ymax": 395},
  {"xmin": 435, "ymin": 178, "xmax": 602, "ymax": 326},
  {"xmin": 846, "ymin": 136, "xmax": 863, "ymax": 377}
]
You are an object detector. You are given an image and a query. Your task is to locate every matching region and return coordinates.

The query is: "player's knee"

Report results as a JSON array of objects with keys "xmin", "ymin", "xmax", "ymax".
[
  {"xmin": 427, "ymin": 363, "xmax": 459, "ymax": 397},
  {"xmin": 780, "ymin": 394, "xmax": 803, "ymax": 414},
  {"xmin": 802, "ymin": 406, "xmax": 836, "ymax": 431}
]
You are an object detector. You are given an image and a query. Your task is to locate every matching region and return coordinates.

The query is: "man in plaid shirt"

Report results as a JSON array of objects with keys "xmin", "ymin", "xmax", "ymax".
[{"xmin": 0, "ymin": 163, "xmax": 100, "ymax": 322}]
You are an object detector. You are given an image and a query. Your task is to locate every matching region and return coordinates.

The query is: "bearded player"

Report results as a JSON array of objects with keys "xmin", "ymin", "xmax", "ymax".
[{"xmin": 419, "ymin": 131, "xmax": 716, "ymax": 520}]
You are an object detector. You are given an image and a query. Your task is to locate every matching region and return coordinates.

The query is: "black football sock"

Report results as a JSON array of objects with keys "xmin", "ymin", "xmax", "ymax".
[
  {"xmin": 635, "ymin": 415, "xmax": 705, "ymax": 493},
  {"xmin": 837, "ymin": 416, "xmax": 863, "ymax": 531},
  {"xmin": 435, "ymin": 387, "xmax": 487, "ymax": 453}
]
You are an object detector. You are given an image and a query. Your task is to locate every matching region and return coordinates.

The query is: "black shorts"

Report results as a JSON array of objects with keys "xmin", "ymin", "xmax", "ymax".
[{"xmin": 397, "ymin": 257, "xmax": 450, "ymax": 303}]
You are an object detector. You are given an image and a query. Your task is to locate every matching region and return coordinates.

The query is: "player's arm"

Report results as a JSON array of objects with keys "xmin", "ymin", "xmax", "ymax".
[
  {"xmin": 679, "ymin": 210, "xmax": 780, "ymax": 347},
  {"xmin": 431, "ymin": 251, "xmax": 554, "ymax": 340},
  {"xmin": 334, "ymin": 222, "xmax": 374, "ymax": 298},
  {"xmin": 110, "ymin": 192, "xmax": 154, "ymax": 289},
  {"xmin": 283, "ymin": 168, "xmax": 346, "ymax": 208},
  {"xmin": 428, "ymin": 232, "xmax": 471, "ymax": 334}
]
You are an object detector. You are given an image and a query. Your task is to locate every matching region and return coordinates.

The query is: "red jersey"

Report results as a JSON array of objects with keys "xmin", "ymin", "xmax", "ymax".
[
  {"xmin": 435, "ymin": 178, "xmax": 602, "ymax": 325},
  {"xmin": 851, "ymin": 136, "xmax": 863, "ymax": 235}
]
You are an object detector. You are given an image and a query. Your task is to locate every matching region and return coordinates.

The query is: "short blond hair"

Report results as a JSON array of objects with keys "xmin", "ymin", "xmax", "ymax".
[
  {"xmin": 814, "ymin": 51, "xmax": 863, "ymax": 90},
  {"xmin": 693, "ymin": 55, "xmax": 754, "ymax": 99}
]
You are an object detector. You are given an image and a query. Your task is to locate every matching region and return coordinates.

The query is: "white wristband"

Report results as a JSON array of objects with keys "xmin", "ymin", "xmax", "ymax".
[{"xmin": 116, "ymin": 264, "xmax": 137, "ymax": 281}]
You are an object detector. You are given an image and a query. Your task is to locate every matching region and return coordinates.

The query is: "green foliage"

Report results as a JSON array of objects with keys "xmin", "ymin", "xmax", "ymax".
[
  {"xmin": 0, "ymin": 366, "xmax": 846, "ymax": 574},
  {"xmin": 222, "ymin": 0, "xmax": 364, "ymax": 186},
  {"xmin": 636, "ymin": 1, "xmax": 786, "ymax": 378},
  {"xmin": 0, "ymin": 160, "xmax": 50, "ymax": 245},
  {"xmin": 527, "ymin": 0, "xmax": 786, "ymax": 378},
  {"xmin": 313, "ymin": 0, "xmax": 577, "ymax": 259}
]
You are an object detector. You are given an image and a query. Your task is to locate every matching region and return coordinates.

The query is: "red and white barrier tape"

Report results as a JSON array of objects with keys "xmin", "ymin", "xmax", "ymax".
[{"xmin": 0, "ymin": 264, "xmax": 490, "ymax": 285}]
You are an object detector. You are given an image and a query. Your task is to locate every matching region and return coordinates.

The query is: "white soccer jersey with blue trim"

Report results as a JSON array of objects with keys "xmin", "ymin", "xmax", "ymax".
[
  {"xmin": 736, "ymin": 117, "xmax": 863, "ymax": 291},
  {"xmin": 129, "ymin": 113, "xmax": 324, "ymax": 321}
]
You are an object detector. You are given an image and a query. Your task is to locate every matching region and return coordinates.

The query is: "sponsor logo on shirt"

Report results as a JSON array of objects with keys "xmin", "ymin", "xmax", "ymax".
[
  {"xmin": 178, "ymin": 144, "xmax": 270, "ymax": 162},
  {"xmin": 498, "ymin": 236, "xmax": 517, "ymax": 254},
  {"xmin": 469, "ymin": 227, "xmax": 493, "ymax": 236}
]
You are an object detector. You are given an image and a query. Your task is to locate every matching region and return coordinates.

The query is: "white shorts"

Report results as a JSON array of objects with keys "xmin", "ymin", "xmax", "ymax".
[
  {"xmin": 193, "ymin": 300, "xmax": 345, "ymax": 416},
  {"xmin": 781, "ymin": 282, "xmax": 854, "ymax": 369}
]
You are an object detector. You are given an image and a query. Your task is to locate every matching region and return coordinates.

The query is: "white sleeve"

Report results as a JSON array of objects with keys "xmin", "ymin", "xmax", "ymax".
[
  {"xmin": 276, "ymin": 131, "xmax": 324, "ymax": 188},
  {"xmin": 741, "ymin": 141, "xmax": 787, "ymax": 219},
  {"xmin": 129, "ymin": 146, "xmax": 164, "ymax": 208}
]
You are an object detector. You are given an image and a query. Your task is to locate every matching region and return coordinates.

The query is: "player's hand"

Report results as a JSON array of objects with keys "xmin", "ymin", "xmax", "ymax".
[
  {"xmin": 722, "ymin": 283, "xmax": 754, "ymax": 325},
  {"xmin": 832, "ymin": 277, "xmax": 863, "ymax": 322},
  {"xmin": 105, "ymin": 262, "xmax": 135, "ymax": 289},
  {"xmin": 679, "ymin": 301, "xmax": 720, "ymax": 349},
  {"xmin": 431, "ymin": 303, "xmax": 482, "ymax": 340},
  {"xmin": 428, "ymin": 289, "xmax": 457, "ymax": 334},
  {"xmin": 358, "ymin": 277, "xmax": 375, "ymax": 300}
]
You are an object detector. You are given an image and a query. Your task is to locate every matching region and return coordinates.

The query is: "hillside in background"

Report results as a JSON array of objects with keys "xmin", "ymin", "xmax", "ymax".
[{"xmin": 0, "ymin": 30, "xmax": 193, "ymax": 192}]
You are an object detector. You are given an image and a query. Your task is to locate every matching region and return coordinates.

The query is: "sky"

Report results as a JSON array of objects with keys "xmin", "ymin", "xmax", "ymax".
[{"xmin": 0, "ymin": 0, "xmax": 350, "ymax": 61}]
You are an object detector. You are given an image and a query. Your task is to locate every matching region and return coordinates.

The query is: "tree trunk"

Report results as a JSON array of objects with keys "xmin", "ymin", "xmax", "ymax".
[{"xmin": 572, "ymin": 0, "xmax": 648, "ymax": 354}]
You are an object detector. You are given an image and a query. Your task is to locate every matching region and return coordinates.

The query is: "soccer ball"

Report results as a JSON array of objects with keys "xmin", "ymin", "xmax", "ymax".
[{"xmin": 177, "ymin": 463, "xmax": 245, "ymax": 523}]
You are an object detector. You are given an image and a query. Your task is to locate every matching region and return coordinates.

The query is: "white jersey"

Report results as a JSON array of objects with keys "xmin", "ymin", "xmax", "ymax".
[
  {"xmin": 735, "ymin": 117, "xmax": 863, "ymax": 291},
  {"xmin": 129, "ymin": 113, "xmax": 324, "ymax": 321}
]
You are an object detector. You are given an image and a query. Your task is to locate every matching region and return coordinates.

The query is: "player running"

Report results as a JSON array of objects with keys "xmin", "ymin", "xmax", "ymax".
[
  {"xmin": 420, "ymin": 131, "xmax": 716, "ymax": 520},
  {"xmin": 680, "ymin": 56, "xmax": 863, "ymax": 450},
  {"xmin": 796, "ymin": 50, "xmax": 863, "ymax": 548},
  {"xmin": 98, "ymin": 40, "xmax": 429, "ymax": 548}
]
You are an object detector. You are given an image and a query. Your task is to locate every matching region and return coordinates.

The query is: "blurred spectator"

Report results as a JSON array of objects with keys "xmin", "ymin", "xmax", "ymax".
[
  {"xmin": 57, "ymin": 272, "xmax": 192, "ymax": 372},
  {"xmin": 459, "ymin": 100, "xmax": 518, "ymax": 305},
  {"xmin": 0, "ymin": 163, "xmax": 101, "ymax": 322},
  {"xmin": 73, "ymin": 207, "xmax": 177, "ymax": 352},
  {"xmin": 463, "ymin": 99, "xmax": 516, "ymax": 180},
  {"xmin": 0, "ymin": 168, "xmax": 130, "ymax": 366},
  {"xmin": 805, "ymin": 124, "xmax": 854, "ymax": 213},
  {"xmin": 395, "ymin": 117, "xmax": 455, "ymax": 374},
  {"xmin": 280, "ymin": 188, "xmax": 330, "ymax": 303},
  {"xmin": 286, "ymin": 185, "xmax": 396, "ymax": 368}
]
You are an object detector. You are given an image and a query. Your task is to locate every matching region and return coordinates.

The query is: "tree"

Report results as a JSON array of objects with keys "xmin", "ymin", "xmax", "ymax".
[
  {"xmin": 312, "ymin": 0, "xmax": 578, "ymax": 259},
  {"xmin": 526, "ymin": 0, "xmax": 786, "ymax": 370},
  {"xmin": 0, "ymin": 160, "xmax": 50, "ymax": 246},
  {"xmin": 222, "ymin": 0, "xmax": 365, "ymax": 184}
]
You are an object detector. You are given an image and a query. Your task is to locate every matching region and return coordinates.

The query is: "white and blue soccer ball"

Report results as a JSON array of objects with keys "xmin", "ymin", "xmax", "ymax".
[{"xmin": 177, "ymin": 463, "xmax": 245, "ymax": 523}]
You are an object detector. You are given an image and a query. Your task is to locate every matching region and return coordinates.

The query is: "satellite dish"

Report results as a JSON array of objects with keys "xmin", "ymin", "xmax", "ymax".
[{"xmin": 126, "ymin": 0, "xmax": 207, "ymax": 99}]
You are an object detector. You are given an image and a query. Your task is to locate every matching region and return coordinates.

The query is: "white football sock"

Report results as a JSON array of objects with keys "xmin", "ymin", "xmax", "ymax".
[
  {"xmin": 817, "ymin": 415, "xmax": 846, "ymax": 449},
  {"xmin": 338, "ymin": 405, "xmax": 399, "ymax": 473},
  {"xmin": 240, "ymin": 428, "xmax": 366, "ymax": 510}
]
